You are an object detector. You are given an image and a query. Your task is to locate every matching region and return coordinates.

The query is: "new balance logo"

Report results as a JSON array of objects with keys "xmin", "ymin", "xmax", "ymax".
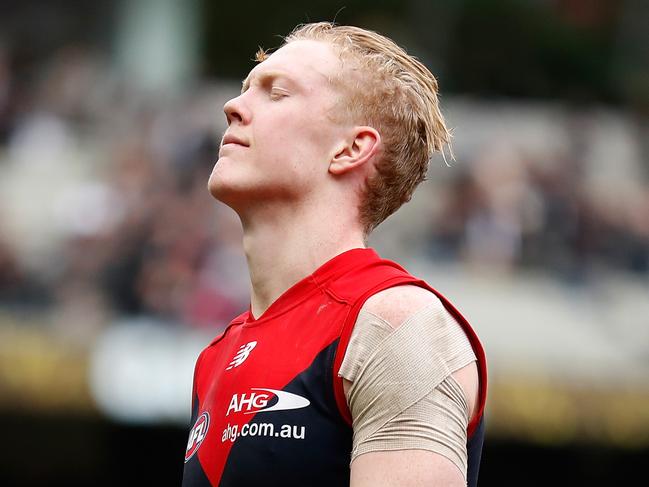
[{"xmin": 226, "ymin": 341, "xmax": 257, "ymax": 370}]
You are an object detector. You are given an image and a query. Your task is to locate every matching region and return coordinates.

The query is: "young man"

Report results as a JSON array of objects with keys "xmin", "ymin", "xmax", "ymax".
[{"xmin": 182, "ymin": 22, "xmax": 487, "ymax": 487}]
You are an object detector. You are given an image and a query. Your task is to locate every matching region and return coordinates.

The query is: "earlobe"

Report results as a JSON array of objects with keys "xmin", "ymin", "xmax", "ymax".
[{"xmin": 329, "ymin": 127, "xmax": 380, "ymax": 176}]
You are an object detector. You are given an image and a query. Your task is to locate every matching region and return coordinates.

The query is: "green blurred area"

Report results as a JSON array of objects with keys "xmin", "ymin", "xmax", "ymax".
[
  {"xmin": 200, "ymin": 0, "xmax": 647, "ymax": 107},
  {"xmin": 1, "ymin": 0, "xmax": 646, "ymax": 105}
]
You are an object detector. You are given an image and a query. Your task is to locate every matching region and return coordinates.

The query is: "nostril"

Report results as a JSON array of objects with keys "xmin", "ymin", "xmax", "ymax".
[
  {"xmin": 224, "ymin": 96, "xmax": 247, "ymax": 125},
  {"xmin": 224, "ymin": 109, "xmax": 242, "ymax": 126}
]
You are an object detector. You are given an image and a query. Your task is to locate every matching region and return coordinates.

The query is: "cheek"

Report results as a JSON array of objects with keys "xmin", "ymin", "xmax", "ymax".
[
  {"xmin": 277, "ymin": 120, "xmax": 333, "ymax": 162},
  {"xmin": 253, "ymin": 107, "xmax": 336, "ymax": 177}
]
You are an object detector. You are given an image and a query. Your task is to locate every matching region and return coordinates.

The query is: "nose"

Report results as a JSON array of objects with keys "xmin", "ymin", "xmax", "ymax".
[{"xmin": 223, "ymin": 95, "xmax": 248, "ymax": 126}]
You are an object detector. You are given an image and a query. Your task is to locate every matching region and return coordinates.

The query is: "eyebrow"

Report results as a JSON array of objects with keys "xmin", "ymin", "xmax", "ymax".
[{"xmin": 241, "ymin": 70, "xmax": 300, "ymax": 94}]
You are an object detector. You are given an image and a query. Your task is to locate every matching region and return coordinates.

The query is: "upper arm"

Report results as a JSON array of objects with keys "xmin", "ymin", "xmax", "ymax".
[
  {"xmin": 352, "ymin": 285, "xmax": 479, "ymax": 421},
  {"xmin": 345, "ymin": 285, "xmax": 479, "ymax": 487},
  {"xmin": 350, "ymin": 449, "xmax": 466, "ymax": 487}
]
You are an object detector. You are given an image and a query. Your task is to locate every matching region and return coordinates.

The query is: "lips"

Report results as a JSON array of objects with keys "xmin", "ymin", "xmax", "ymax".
[{"xmin": 221, "ymin": 133, "xmax": 249, "ymax": 147}]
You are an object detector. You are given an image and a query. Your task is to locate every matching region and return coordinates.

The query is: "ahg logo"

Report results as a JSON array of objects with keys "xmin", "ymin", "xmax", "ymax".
[
  {"xmin": 226, "ymin": 388, "xmax": 310, "ymax": 416},
  {"xmin": 185, "ymin": 412, "xmax": 210, "ymax": 462},
  {"xmin": 226, "ymin": 341, "xmax": 257, "ymax": 370}
]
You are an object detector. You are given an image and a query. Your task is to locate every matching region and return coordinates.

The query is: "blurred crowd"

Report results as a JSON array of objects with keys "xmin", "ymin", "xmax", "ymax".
[
  {"xmin": 428, "ymin": 124, "xmax": 649, "ymax": 281},
  {"xmin": 0, "ymin": 45, "xmax": 647, "ymax": 335},
  {"xmin": 0, "ymin": 46, "xmax": 249, "ymax": 337}
]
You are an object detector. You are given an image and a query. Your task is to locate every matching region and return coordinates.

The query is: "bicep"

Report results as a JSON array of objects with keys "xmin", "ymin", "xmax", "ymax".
[{"xmin": 350, "ymin": 449, "xmax": 466, "ymax": 487}]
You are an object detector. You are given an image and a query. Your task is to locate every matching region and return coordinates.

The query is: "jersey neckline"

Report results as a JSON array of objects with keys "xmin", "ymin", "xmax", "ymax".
[{"xmin": 241, "ymin": 247, "xmax": 380, "ymax": 326}]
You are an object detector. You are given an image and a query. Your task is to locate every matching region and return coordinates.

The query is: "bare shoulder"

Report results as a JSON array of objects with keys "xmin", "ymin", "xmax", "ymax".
[{"xmin": 360, "ymin": 284, "xmax": 441, "ymax": 329}]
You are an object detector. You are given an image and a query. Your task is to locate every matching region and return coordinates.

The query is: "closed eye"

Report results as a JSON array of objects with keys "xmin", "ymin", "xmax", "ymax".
[{"xmin": 270, "ymin": 87, "xmax": 289, "ymax": 100}]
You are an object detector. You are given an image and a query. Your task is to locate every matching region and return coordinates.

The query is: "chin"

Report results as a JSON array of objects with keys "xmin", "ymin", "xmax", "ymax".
[
  {"xmin": 207, "ymin": 171, "xmax": 233, "ymax": 201},
  {"xmin": 207, "ymin": 169, "xmax": 253, "ymax": 211}
]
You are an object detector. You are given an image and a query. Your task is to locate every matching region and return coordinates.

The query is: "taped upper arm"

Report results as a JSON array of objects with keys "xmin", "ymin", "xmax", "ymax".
[
  {"xmin": 358, "ymin": 285, "xmax": 479, "ymax": 422},
  {"xmin": 342, "ymin": 284, "xmax": 480, "ymax": 486}
]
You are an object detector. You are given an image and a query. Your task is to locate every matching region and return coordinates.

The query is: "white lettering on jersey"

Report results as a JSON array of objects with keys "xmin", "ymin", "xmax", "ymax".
[{"xmin": 226, "ymin": 388, "xmax": 310, "ymax": 416}]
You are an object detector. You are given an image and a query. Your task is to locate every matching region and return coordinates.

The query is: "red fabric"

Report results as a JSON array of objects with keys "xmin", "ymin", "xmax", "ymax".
[{"xmin": 188, "ymin": 248, "xmax": 487, "ymax": 485}]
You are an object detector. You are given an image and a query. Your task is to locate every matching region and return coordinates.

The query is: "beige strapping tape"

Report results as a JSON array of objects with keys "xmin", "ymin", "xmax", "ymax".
[{"xmin": 348, "ymin": 301, "xmax": 475, "ymax": 444}]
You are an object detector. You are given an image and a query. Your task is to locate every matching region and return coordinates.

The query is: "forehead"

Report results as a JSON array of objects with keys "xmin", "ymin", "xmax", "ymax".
[{"xmin": 246, "ymin": 40, "xmax": 342, "ymax": 89}]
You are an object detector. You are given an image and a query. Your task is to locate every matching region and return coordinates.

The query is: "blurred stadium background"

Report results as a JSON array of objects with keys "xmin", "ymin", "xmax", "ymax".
[{"xmin": 0, "ymin": 0, "xmax": 647, "ymax": 485}]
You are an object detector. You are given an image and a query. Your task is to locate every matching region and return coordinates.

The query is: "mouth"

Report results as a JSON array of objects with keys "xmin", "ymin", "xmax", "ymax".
[{"xmin": 221, "ymin": 133, "xmax": 249, "ymax": 148}]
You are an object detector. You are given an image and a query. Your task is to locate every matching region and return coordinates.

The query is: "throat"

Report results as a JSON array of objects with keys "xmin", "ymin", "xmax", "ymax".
[{"xmin": 240, "ymin": 209, "xmax": 366, "ymax": 319}]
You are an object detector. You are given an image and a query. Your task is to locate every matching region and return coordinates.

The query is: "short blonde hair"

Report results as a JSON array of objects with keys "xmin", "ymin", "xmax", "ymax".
[{"xmin": 258, "ymin": 22, "xmax": 451, "ymax": 236}]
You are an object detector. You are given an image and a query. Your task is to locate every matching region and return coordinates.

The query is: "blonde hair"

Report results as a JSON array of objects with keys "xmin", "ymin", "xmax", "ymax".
[{"xmin": 257, "ymin": 22, "xmax": 451, "ymax": 236}]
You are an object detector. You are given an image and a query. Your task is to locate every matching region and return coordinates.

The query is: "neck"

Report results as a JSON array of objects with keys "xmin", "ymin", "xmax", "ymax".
[{"xmin": 239, "ymin": 204, "xmax": 365, "ymax": 319}]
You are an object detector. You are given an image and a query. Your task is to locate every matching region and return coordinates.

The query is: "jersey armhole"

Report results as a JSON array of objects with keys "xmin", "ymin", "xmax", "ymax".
[{"xmin": 190, "ymin": 348, "xmax": 207, "ymax": 414}]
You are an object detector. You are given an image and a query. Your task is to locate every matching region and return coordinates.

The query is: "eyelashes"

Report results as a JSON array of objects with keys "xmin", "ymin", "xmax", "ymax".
[
  {"xmin": 269, "ymin": 87, "xmax": 289, "ymax": 100},
  {"xmin": 239, "ymin": 81, "xmax": 290, "ymax": 100}
]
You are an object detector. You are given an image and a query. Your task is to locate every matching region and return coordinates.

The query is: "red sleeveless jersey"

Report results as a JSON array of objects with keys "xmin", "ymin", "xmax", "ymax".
[{"xmin": 182, "ymin": 248, "xmax": 487, "ymax": 487}]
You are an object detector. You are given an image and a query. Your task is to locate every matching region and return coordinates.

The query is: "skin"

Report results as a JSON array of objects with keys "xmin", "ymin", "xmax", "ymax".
[
  {"xmin": 209, "ymin": 39, "xmax": 479, "ymax": 486},
  {"xmin": 210, "ymin": 40, "xmax": 379, "ymax": 317}
]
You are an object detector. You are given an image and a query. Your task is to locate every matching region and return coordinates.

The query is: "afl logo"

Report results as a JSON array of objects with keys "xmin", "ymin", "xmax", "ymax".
[{"xmin": 185, "ymin": 412, "xmax": 210, "ymax": 462}]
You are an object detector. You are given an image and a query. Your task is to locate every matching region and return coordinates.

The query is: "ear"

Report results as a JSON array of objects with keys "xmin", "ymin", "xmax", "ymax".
[{"xmin": 329, "ymin": 126, "xmax": 381, "ymax": 176}]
